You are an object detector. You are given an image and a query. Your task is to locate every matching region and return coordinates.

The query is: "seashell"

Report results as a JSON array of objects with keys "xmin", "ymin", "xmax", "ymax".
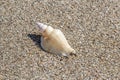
[{"xmin": 36, "ymin": 22, "xmax": 75, "ymax": 57}]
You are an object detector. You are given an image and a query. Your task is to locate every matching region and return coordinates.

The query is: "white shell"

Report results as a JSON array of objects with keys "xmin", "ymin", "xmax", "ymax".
[{"xmin": 37, "ymin": 22, "xmax": 75, "ymax": 57}]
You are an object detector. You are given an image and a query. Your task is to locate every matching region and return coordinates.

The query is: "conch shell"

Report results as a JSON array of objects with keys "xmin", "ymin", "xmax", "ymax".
[{"xmin": 36, "ymin": 22, "xmax": 75, "ymax": 57}]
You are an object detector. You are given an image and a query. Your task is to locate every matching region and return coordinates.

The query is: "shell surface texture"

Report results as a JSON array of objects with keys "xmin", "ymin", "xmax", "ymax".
[{"xmin": 36, "ymin": 22, "xmax": 75, "ymax": 57}]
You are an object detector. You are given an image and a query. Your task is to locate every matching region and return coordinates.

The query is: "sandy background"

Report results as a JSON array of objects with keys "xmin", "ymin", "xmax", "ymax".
[{"xmin": 0, "ymin": 0, "xmax": 120, "ymax": 80}]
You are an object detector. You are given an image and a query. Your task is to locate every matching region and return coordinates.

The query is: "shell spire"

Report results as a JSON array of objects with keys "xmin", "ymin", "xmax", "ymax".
[{"xmin": 36, "ymin": 22, "xmax": 47, "ymax": 33}]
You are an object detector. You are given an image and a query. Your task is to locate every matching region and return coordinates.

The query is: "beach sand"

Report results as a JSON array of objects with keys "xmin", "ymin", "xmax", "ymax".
[{"xmin": 0, "ymin": 0, "xmax": 120, "ymax": 79}]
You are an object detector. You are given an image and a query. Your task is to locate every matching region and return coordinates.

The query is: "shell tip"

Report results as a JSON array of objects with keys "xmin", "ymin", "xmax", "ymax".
[{"xmin": 36, "ymin": 22, "xmax": 47, "ymax": 33}]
